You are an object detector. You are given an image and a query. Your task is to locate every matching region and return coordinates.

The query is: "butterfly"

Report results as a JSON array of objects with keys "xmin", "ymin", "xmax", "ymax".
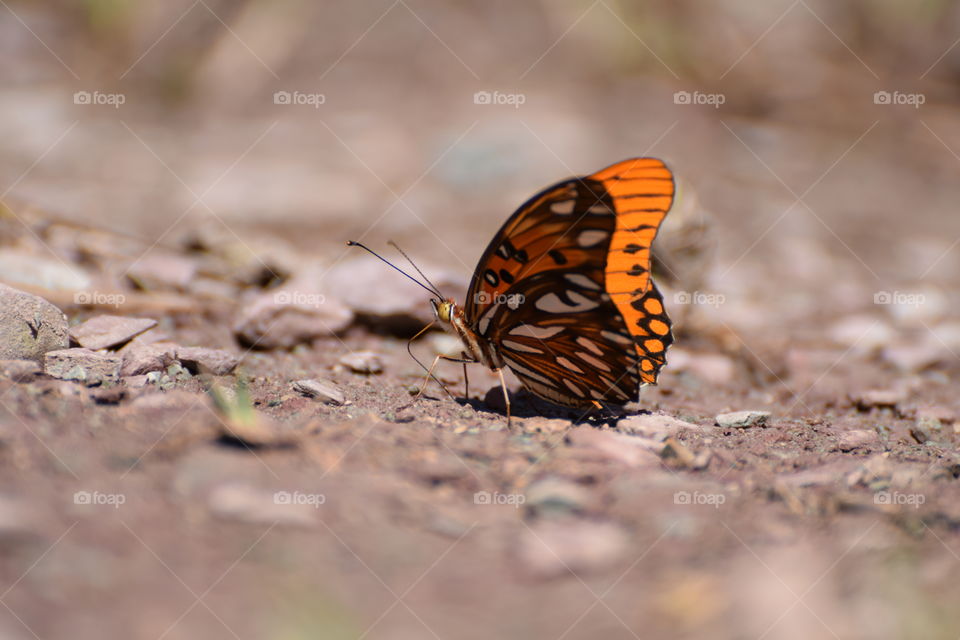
[{"xmin": 350, "ymin": 157, "xmax": 675, "ymax": 423}]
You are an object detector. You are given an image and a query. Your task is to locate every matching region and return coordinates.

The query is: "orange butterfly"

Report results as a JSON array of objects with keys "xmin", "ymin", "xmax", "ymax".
[{"xmin": 350, "ymin": 157, "xmax": 675, "ymax": 424}]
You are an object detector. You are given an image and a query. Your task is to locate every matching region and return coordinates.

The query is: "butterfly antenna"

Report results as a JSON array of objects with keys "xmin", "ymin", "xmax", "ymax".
[
  {"xmin": 347, "ymin": 241, "xmax": 442, "ymax": 298},
  {"xmin": 386, "ymin": 240, "xmax": 444, "ymax": 299}
]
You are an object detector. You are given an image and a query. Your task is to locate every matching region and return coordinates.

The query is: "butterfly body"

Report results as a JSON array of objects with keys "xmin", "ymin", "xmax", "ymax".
[
  {"xmin": 430, "ymin": 157, "xmax": 677, "ymax": 412},
  {"xmin": 432, "ymin": 298, "xmax": 503, "ymax": 370}
]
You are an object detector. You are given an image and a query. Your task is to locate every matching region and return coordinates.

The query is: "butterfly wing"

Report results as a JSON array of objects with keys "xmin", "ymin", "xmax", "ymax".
[{"xmin": 464, "ymin": 158, "xmax": 675, "ymax": 407}]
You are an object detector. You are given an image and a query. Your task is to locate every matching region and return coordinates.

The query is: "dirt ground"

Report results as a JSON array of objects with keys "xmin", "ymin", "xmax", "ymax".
[{"xmin": 2, "ymin": 1, "xmax": 960, "ymax": 639}]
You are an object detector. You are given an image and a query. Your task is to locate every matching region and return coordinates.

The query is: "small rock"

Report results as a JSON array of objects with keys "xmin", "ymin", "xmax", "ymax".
[
  {"xmin": 837, "ymin": 429, "xmax": 879, "ymax": 452},
  {"xmin": 208, "ymin": 483, "xmax": 318, "ymax": 527},
  {"xmin": 0, "ymin": 284, "xmax": 69, "ymax": 361},
  {"xmin": 217, "ymin": 411, "xmax": 308, "ymax": 447},
  {"xmin": 851, "ymin": 389, "xmax": 905, "ymax": 411},
  {"xmin": 715, "ymin": 410, "xmax": 770, "ymax": 428},
  {"xmin": 234, "ymin": 290, "xmax": 353, "ymax": 349},
  {"xmin": 123, "ymin": 375, "xmax": 150, "ymax": 389},
  {"xmin": 516, "ymin": 519, "xmax": 628, "ymax": 578},
  {"xmin": 0, "ymin": 359, "xmax": 42, "ymax": 382},
  {"xmin": 567, "ymin": 427, "xmax": 662, "ymax": 467},
  {"xmin": 0, "ymin": 248, "xmax": 91, "ymax": 291},
  {"xmin": 68, "ymin": 315, "xmax": 157, "ymax": 350},
  {"xmin": 338, "ymin": 351, "xmax": 383, "ymax": 374},
  {"xmin": 126, "ymin": 252, "xmax": 198, "ymax": 290},
  {"xmin": 661, "ymin": 436, "xmax": 697, "ymax": 467},
  {"xmin": 293, "ymin": 379, "xmax": 345, "ymax": 405},
  {"xmin": 882, "ymin": 343, "xmax": 947, "ymax": 372},
  {"xmin": 522, "ymin": 417, "xmax": 573, "ymax": 434},
  {"xmin": 177, "ymin": 346, "xmax": 240, "ymax": 375},
  {"xmin": 525, "ymin": 477, "xmax": 593, "ymax": 516},
  {"xmin": 618, "ymin": 413, "xmax": 703, "ymax": 440},
  {"xmin": 90, "ymin": 385, "xmax": 127, "ymax": 405},
  {"xmin": 829, "ymin": 315, "xmax": 893, "ymax": 353},
  {"xmin": 119, "ymin": 340, "xmax": 178, "ymax": 376},
  {"xmin": 44, "ymin": 348, "xmax": 121, "ymax": 385},
  {"xmin": 324, "ymin": 254, "xmax": 469, "ymax": 327}
]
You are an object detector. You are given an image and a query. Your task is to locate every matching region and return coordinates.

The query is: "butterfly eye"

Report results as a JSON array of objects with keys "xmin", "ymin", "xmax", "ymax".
[{"xmin": 435, "ymin": 301, "xmax": 453, "ymax": 322}]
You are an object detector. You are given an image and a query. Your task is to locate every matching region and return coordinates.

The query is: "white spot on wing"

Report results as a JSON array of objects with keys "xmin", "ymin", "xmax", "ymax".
[
  {"xmin": 535, "ymin": 291, "xmax": 599, "ymax": 313},
  {"xmin": 601, "ymin": 330, "xmax": 632, "ymax": 345},
  {"xmin": 577, "ymin": 229, "xmax": 608, "ymax": 248},
  {"xmin": 550, "ymin": 199, "xmax": 575, "ymax": 215},
  {"xmin": 503, "ymin": 356, "xmax": 554, "ymax": 386},
  {"xmin": 576, "ymin": 336, "xmax": 604, "ymax": 355},
  {"xmin": 477, "ymin": 303, "xmax": 499, "ymax": 335},
  {"xmin": 564, "ymin": 273, "xmax": 600, "ymax": 290},
  {"xmin": 509, "ymin": 324, "xmax": 564, "ymax": 339},
  {"xmin": 562, "ymin": 378, "xmax": 585, "ymax": 397},
  {"xmin": 575, "ymin": 351, "xmax": 611, "ymax": 372},
  {"xmin": 501, "ymin": 339, "xmax": 543, "ymax": 354},
  {"xmin": 556, "ymin": 356, "xmax": 585, "ymax": 374}
]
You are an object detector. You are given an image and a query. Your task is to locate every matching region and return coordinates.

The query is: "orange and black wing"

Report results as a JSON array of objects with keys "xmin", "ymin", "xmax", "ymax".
[{"xmin": 464, "ymin": 158, "xmax": 675, "ymax": 408}]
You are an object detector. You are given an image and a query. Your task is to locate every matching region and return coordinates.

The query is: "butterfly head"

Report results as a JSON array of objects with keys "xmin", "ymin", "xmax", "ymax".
[{"xmin": 431, "ymin": 298, "xmax": 457, "ymax": 324}]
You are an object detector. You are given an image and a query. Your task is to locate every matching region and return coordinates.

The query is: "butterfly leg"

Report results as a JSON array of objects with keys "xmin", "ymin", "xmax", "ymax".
[
  {"xmin": 461, "ymin": 351, "xmax": 470, "ymax": 399},
  {"xmin": 496, "ymin": 367, "xmax": 512, "ymax": 429}
]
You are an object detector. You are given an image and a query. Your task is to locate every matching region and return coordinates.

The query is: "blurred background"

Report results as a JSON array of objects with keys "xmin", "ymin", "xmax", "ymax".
[
  {"xmin": 2, "ymin": 1, "xmax": 960, "ymax": 639},
  {"xmin": 3, "ymin": 0, "xmax": 959, "ymax": 325}
]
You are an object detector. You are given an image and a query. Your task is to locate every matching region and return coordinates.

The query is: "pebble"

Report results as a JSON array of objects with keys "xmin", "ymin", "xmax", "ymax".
[
  {"xmin": 882, "ymin": 343, "xmax": 946, "ymax": 373},
  {"xmin": 69, "ymin": 315, "xmax": 157, "ymax": 350},
  {"xmin": 177, "ymin": 346, "xmax": 240, "ymax": 375},
  {"xmin": 0, "ymin": 284, "xmax": 69, "ymax": 361},
  {"xmin": 0, "ymin": 248, "xmax": 91, "ymax": 291},
  {"xmin": 837, "ymin": 429, "xmax": 879, "ymax": 452},
  {"xmin": 119, "ymin": 340, "xmax": 178, "ymax": 376},
  {"xmin": 324, "ymin": 254, "xmax": 469, "ymax": 327},
  {"xmin": 234, "ymin": 290, "xmax": 353, "ymax": 349},
  {"xmin": 43, "ymin": 348, "xmax": 122, "ymax": 385},
  {"xmin": 293, "ymin": 379, "xmax": 345, "ymax": 405},
  {"xmin": 567, "ymin": 427, "xmax": 662, "ymax": 467},
  {"xmin": 0, "ymin": 359, "xmax": 42, "ymax": 382},
  {"xmin": 661, "ymin": 437, "xmax": 697, "ymax": 467},
  {"xmin": 715, "ymin": 410, "xmax": 771, "ymax": 428},
  {"xmin": 851, "ymin": 389, "xmax": 905, "ymax": 411},
  {"xmin": 522, "ymin": 417, "xmax": 573, "ymax": 434},
  {"xmin": 524, "ymin": 477, "xmax": 593, "ymax": 516},
  {"xmin": 618, "ymin": 413, "xmax": 703, "ymax": 440},
  {"xmin": 828, "ymin": 315, "xmax": 893, "ymax": 353},
  {"xmin": 126, "ymin": 252, "xmax": 198, "ymax": 290},
  {"xmin": 338, "ymin": 351, "xmax": 384, "ymax": 374}
]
